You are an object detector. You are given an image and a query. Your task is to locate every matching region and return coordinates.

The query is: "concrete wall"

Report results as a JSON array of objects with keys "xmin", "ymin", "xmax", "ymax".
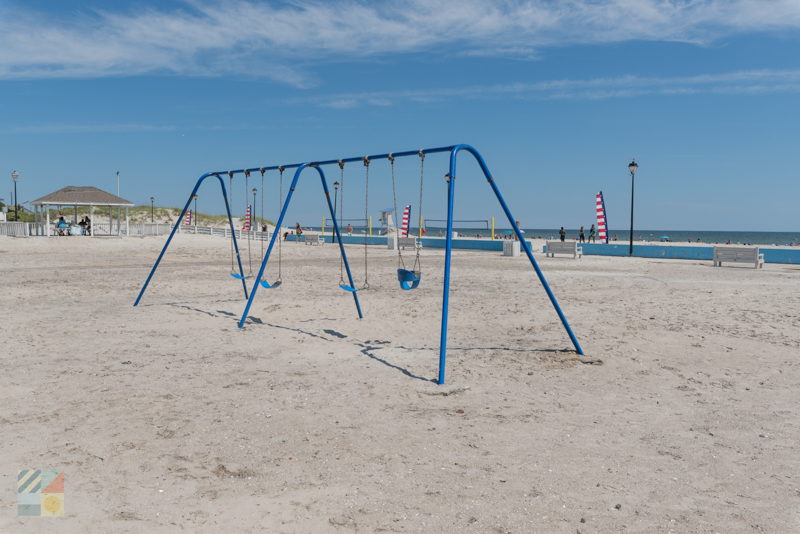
[
  {"xmin": 287, "ymin": 234, "xmax": 800, "ymax": 264},
  {"xmin": 549, "ymin": 243, "xmax": 800, "ymax": 265},
  {"xmin": 288, "ymin": 233, "xmax": 531, "ymax": 252}
]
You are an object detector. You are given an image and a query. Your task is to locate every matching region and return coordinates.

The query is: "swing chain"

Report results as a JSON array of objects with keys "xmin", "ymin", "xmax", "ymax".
[
  {"xmin": 388, "ymin": 154, "xmax": 406, "ymax": 270},
  {"xmin": 259, "ymin": 168, "xmax": 265, "ymax": 262},
  {"xmin": 362, "ymin": 156, "xmax": 370, "ymax": 289},
  {"xmin": 413, "ymin": 150, "xmax": 425, "ymax": 273},
  {"xmin": 338, "ymin": 160, "xmax": 345, "ymax": 284},
  {"xmin": 277, "ymin": 167, "xmax": 284, "ymax": 282},
  {"xmin": 228, "ymin": 173, "xmax": 237, "ymax": 273}
]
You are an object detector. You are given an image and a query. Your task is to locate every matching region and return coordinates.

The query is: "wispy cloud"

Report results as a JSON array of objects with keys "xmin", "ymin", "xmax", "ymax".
[
  {"xmin": 297, "ymin": 69, "xmax": 800, "ymax": 106},
  {"xmin": 6, "ymin": 123, "xmax": 177, "ymax": 134},
  {"xmin": 0, "ymin": 1, "xmax": 798, "ymax": 83}
]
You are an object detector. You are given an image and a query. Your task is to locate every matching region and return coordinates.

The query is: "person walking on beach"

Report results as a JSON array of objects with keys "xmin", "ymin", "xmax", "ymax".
[
  {"xmin": 346, "ymin": 223, "xmax": 353, "ymax": 236},
  {"xmin": 559, "ymin": 227, "xmax": 566, "ymax": 242},
  {"xmin": 589, "ymin": 224, "xmax": 596, "ymax": 243},
  {"xmin": 295, "ymin": 222, "xmax": 303, "ymax": 236},
  {"xmin": 579, "ymin": 226, "xmax": 585, "ymax": 243}
]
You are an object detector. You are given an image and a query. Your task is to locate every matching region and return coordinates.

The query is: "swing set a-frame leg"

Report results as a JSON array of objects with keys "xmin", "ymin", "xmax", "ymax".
[
  {"xmin": 134, "ymin": 173, "xmax": 248, "ymax": 306},
  {"xmin": 237, "ymin": 164, "xmax": 362, "ymax": 328},
  {"xmin": 436, "ymin": 145, "xmax": 584, "ymax": 385}
]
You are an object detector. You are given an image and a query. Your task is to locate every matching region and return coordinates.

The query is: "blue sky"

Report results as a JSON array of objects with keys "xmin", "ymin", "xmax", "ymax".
[{"xmin": 1, "ymin": 0, "xmax": 799, "ymax": 231}]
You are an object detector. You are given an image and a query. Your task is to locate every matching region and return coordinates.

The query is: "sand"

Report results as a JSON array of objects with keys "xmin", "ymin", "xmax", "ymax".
[{"xmin": 1, "ymin": 233, "xmax": 799, "ymax": 533}]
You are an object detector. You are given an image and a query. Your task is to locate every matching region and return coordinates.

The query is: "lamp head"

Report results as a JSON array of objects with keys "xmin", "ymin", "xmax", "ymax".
[
  {"xmin": 150, "ymin": 196, "xmax": 154, "ymax": 202},
  {"xmin": 628, "ymin": 159, "xmax": 638, "ymax": 175},
  {"xmin": 334, "ymin": 181, "xmax": 340, "ymax": 190},
  {"xmin": 11, "ymin": 170, "xmax": 19, "ymax": 182},
  {"xmin": 252, "ymin": 188, "xmax": 257, "ymax": 195}
]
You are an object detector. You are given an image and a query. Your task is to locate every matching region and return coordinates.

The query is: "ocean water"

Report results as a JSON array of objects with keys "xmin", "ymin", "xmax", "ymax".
[{"xmin": 310, "ymin": 225, "xmax": 800, "ymax": 246}]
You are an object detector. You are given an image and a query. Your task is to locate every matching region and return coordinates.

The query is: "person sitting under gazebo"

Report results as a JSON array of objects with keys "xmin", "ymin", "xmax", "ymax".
[{"xmin": 56, "ymin": 216, "xmax": 69, "ymax": 236}]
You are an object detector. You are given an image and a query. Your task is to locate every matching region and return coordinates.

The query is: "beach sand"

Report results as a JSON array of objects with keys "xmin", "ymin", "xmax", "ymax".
[{"xmin": 1, "ymin": 234, "xmax": 799, "ymax": 533}]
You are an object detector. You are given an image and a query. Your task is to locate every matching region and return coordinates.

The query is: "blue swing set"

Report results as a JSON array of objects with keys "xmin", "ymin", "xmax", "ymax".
[{"xmin": 133, "ymin": 144, "xmax": 585, "ymax": 384}]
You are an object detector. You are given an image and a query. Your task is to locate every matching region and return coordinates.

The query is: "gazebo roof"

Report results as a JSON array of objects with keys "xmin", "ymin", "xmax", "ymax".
[{"xmin": 32, "ymin": 186, "xmax": 134, "ymax": 207}]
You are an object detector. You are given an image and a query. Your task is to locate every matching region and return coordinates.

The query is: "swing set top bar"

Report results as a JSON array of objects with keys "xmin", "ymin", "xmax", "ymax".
[{"xmin": 213, "ymin": 145, "xmax": 456, "ymax": 177}]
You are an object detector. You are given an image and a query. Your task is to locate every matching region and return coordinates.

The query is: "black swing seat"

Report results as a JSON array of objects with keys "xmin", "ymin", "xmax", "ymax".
[{"xmin": 397, "ymin": 268, "xmax": 421, "ymax": 290}]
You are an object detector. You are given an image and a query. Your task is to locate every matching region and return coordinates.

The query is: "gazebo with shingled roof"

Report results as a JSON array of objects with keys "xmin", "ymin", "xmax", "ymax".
[{"xmin": 31, "ymin": 186, "xmax": 134, "ymax": 237}]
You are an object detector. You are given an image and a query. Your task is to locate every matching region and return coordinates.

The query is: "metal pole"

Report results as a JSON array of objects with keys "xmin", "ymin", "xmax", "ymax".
[
  {"xmin": 252, "ymin": 189, "xmax": 257, "ymax": 235},
  {"xmin": 629, "ymin": 169, "xmax": 635, "ymax": 256},
  {"xmin": 116, "ymin": 171, "xmax": 120, "ymax": 197},
  {"xmin": 438, "ymin": 170, "xmax": 457, "ymax": 385},
  {"xmin": 14, "ymin": 181, "xmax": 18, "ymax": 221}
]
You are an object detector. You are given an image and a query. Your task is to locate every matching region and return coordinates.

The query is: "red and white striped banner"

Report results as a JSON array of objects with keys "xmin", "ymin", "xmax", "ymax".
[
  {"xmin": 595, "ymin": 191, "xmax": 608, "ymax": 244},
  {"xmin": 243, "ymin": 205, "xmax": 252, "ymax": 231},
  {"xmin": 400, "ymin": 205, "xmax": 411, "ymax": 237},
  {"xmin": 184, "ymin": 210, "xmax": 192, "ymax": 226}
]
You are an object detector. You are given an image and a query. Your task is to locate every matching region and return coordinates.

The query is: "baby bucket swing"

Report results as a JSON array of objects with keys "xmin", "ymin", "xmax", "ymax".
[{"xmin": 389, "ymin": 150, "xmax": 425, "ymax": 290}]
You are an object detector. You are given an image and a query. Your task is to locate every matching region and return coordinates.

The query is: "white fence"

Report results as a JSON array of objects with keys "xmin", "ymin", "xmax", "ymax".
[
  {"xmin": 0, "ymin": 222, "xmax": 32, "ymax": 237},
  {"xmin": 0, "ymin": 221, "xmax": 274, "ymax": 240}
]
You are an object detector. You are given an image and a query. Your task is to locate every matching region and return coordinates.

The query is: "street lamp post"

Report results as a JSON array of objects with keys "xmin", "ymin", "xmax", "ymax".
[
  {"xmin": 116, "ymin": 171, "xmax": 120, "ymax": 197},
  {"xmin": 333, "ymin": 181, "xmax": 340, "ymax": 244},
  {"xmin": 150, "ymin": 196, "xmax": 155, "ymax": 223},
  {"xmin": 628, "ymin": 159, "xmax": 638, "ymax": 257},
  {"xmin": 191, "ymin": 194, "xmax": 198, "ymax": 229},
  {"xmin": 11, "ymin": 171, "xmax": 20, "ymax": 221}
]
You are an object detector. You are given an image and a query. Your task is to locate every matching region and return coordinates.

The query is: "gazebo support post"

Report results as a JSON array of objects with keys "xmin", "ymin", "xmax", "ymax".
[
  {"xmin": 89, "ymin": 206, "xmax": 94, "ymax": 237},
  {"xmin": 46, "ymin": 206, "xmax": 50, "ymax": 238},
  {"xmin": 125, "ymin": 206, "xmax": 129, "ymax": 236}
]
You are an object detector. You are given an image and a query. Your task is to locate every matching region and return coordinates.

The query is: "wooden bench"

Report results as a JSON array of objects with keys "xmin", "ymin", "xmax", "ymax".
[
  {"xmin": 713, "ymin": 246, "xmax": 763, "ymax": 268},
  {"xmin": 301, "ymin": 233, "xmax": 324, "ymax": 245},
  {"xmin": 545, "ymin": 240, "xmax": 582, "ymax": 258}
]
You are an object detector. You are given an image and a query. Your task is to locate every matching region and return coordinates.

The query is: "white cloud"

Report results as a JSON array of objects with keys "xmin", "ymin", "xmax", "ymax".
[
  {"xmin": 298, "ymin": 68, "xmax": 800, "ymax": 106},
  {"xmin": 0, "ymin": 1, "xmax": 798, "ymax": 82}
]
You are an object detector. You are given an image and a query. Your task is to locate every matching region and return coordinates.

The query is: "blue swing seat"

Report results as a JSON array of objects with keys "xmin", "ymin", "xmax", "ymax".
[
  {"xmin": 397, "ymin": 268, "xmax": 421, "ymax": 290},
  {"xmin": 260, "ymin": 279, "xmax": 281, "ymax": 289},
  {"xmin": 339, "ymin": 283, "xmax": 357, "ymax": 292},
  {"xmin": 230, "ymin": 272, "xmax": 245, "ymax": 280}
]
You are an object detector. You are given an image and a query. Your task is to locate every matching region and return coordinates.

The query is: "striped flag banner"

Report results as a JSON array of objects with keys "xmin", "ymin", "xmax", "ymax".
[
  {"xmin": 401, "ymin": 205, "xmax": 411, "ymax": 237},
  {"xmin": 596, "ymin": 191, "xmax": 609, "ymax": 244},
  {"xmin": 243, "ymin": 205, "xmax": 251, "ymax": 231},
  {"xmin": 184, "ymin": 210, "xmax": 192, "ymax": 226}
]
